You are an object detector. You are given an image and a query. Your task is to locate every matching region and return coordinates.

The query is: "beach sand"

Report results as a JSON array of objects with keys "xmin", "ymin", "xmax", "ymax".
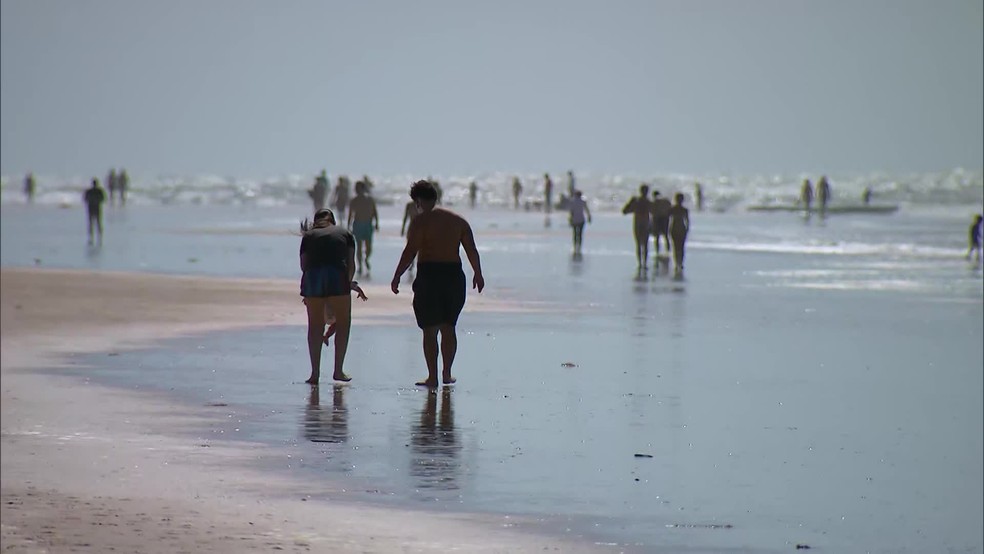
[{"xmin": 1, "ymin": 267, "xmax": 612, "ymax": 553}]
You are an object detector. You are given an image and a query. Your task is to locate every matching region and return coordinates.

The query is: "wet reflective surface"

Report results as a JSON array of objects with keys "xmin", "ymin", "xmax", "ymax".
[{"xmin": 67, "ymin": 292, "xmax": 983, "ymax": 552}]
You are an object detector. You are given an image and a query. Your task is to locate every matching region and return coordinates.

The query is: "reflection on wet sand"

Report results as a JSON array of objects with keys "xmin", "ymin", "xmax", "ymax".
[
  {"xmin": 569, "ymin": 252, "xmax": 584, "ymax": 277},
  {"xmin": 85, "ymin": 243, "xmax": 102, "ymax": 261},
  {"xmin": 303, "ymin": 384, "xmax": 348, "ymax": 444},
  {"xmin": 409, "ymin": 387, "xmax": 460, "ymax": 491}
]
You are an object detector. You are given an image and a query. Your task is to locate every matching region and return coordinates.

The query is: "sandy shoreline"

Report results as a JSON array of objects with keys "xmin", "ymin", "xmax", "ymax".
[{"xmin": 1, "ymin": 267, "xmax": 612, "ymax": 553}]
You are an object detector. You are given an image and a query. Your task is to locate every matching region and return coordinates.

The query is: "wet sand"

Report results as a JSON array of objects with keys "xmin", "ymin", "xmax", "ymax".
[{"xmin": 0, "ymin": 267, "xmax": 613, "ymax": 553}]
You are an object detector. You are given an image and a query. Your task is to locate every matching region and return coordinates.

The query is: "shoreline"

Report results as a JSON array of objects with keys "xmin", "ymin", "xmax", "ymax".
[{"xmin": 1, "ymin": 267, "xmax": 615, "ymax": 553}]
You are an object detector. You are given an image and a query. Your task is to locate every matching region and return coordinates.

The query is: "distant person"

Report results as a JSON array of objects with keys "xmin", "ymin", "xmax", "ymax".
[
  {"xmin": 347, "ymin": 180, "xmax": 379, "ymax": 275},
  {"xmin": 566, "ymin": 170, "xmax": 576, "ymax": 198},
  {"xmin": 816, "ymin": 176, "xmax": 831, "ymax": 214},
  {"xmin": 967, "ymin": 214, "xmax": 983, "ymax": 265},
  {"xmin": 621, "ymin": 184, "xmax": 653, "ymax": 269},
  {"xmin": 512, "ymin": 177, "xmax": 523, "ymax": 209},
  {"xmin": 362, "ymin": 174, "xmax": 374, "ymax": 193},
  {"xmin": 83, "ymin": 178, "xmax": 106, "ymax": 244},
  {"xmin": 391, "ymin": 180, "xmax": 485, "ymax": 388},
  {"xmin": 331, "ymin": 176, "xmax": 351, "ymax": 222},
  {"xmin": 401, "ymin": 198, "xmax": 421, "ymax": 273},
  {"xmin": 544, "ymin": 173, "xmax": 553, "ymax": 212},
  {"xmin": 299, "ymin": 208, "xmax": 357, "ymax": 384},
  {"xmin": 107, "ymin": 169, "xmax": 118, "ymax": 206},
  {"xmin": 118, "ymin": 169, "xmax": 129, "ymax": 206},
  {"xmin": 468, "ymin": 181, "xmax": 478, "ymax": 209},
  {"xmin": 694, "ymin": 182, "xmax": 704, "ymax": 212},
  {"xmin": 402, "ymin": 198, "xmax": 420, "ymax": 237},
  {"xmin": 668, "ymin": 192, "xmax": 690, "ymax": 274},
  {"xmin": 862, "ymin": 187, "xmax": 872, "ymax": 205},
  {"xmin": 23, "ymin": 173, "xmax": 36, "ymax": 203},
  {"xmin": 309, "ymin": 170, "xmax": 329, "ymax": 211},
  {"xmin": 568, "ymin": 190, "xmax": 592, "ymax": 254},
  {"xmin": 651, "ymin": 191, "xmax": 672, "ymax": 259},
  {"xmin": 799, "ymin": 179, "xmax": 814, "ymax": 212}
]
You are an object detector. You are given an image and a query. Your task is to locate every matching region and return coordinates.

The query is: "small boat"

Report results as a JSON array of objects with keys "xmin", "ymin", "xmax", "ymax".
[{"xmin": 746, "ymin": 204, "xmax": 899, "ymax": 215}]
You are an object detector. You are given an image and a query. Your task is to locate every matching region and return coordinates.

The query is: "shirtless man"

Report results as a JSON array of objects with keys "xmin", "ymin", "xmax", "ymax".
[
  {"xmin": 816, "ymin": 176, "xmax": 831, "ymax": 216},
  {"xmin": 401, "ymin": 197, "xmax": 420, "ymax": 273},
  {"xmin": 347, "ymin": 180, "xmax": 379, "ymax": 275},
  {"xmin": 512, "ymin": 177, "xmax": 522, "ymax": 209},
  {"xmin": 332, "ymin": 176, "xmax": 351, "ymax": 222},
  {"xmin": 23, "ymin": 173, "xmax": 36, "ymax": 203},
  {"xmin": 651, "ymin": 190, "xmax": 672, "ymax": 258},
  {"xmin": 621, "ymin": 184, "xmax": 653, "ymax": 269},
  {"xmin": 544, "ymin": 173, "xmax": 554, "ymax": 213},
  {"xmin": 83, "ymin": 178, "xmax": 107, "ymax": 244},
  {"xmin": 800, "ymin": 179, "xmax": 814, "ymax": 212},
  {"xmin": 118, "ymin": 169, "xmax": 129, "ymax": 206},
  {"xmin": 401, "ymin": 199, "xmax": 419, "ymax": 236},
  {"xmin": 391, "ymin": 180, "xmax": 485, "ymax": 388}
]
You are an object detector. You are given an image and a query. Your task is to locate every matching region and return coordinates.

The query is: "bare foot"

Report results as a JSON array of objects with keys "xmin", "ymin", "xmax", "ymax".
[
  {"xmin": 305, "ymin": 376, "xmax": 319, "ymax": 385},
  {"xmin": 415, "ymin": 379, "xmax": 438, "ymax": 388},
  {"xmin": 442, "ymin": 373, "xmax": 456, "ymax": 385},
  {"xmin": 332, "ymin": 373, "xmax": 352, "ymax": 382},
  {"xmin": 323, "ymin": 323, "xmax": 336, "ymax": 345}
]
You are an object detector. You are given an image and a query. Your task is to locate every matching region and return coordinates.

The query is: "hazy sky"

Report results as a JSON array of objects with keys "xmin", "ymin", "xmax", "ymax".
[{"xmin": 2, "ymin": 0, "xmax": 981, "ymax": 176}]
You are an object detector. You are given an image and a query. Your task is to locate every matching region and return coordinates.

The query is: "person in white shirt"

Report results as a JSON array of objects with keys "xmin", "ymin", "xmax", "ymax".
[{"xmin": 568, "ymin": 190, "xmax": 592, "ymax": 254}]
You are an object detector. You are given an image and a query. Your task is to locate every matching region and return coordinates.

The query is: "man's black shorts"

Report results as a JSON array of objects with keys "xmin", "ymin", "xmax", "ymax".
[{"xmin": 412, "ymin": 262, "xmax": 466, "ymax": 329}]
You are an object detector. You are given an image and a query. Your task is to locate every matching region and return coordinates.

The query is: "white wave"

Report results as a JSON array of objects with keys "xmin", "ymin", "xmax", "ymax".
[
  {"xmin": 690, "ymin": 240, "xmax": 964, "ymax": 259},
  {"xmin": 779, "ymin": 279, "xmax": 929, "ymax": 292},
  {"xmin": 2, "ymin": 169, "xmax": 981, "ymax": 211}
]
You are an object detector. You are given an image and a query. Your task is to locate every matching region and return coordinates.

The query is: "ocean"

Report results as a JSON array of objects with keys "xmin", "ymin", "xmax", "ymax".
[
  {"xmin": 2, "ymin": 168, "xmax": 982, "ymax": 212},
  {"xmin": 1, "ymin": 172, "xmax": 982, "ymax": 553}
]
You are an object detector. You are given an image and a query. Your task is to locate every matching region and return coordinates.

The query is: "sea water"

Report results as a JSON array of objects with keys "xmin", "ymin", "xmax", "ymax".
[{"xmin": 2, "ymin": 168, "xmax": 982, "ymax": 211}]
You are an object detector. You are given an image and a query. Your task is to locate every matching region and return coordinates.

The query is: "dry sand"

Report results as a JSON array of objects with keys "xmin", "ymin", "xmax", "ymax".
[{"xmin": 1, "ymin": 268, "xmax": 613, "ymax": 553}]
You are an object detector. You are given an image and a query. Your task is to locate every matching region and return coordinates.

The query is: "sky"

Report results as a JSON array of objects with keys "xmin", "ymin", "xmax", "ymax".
[{"xmin": 1, "ymin": 0, "xmax": 982, "ymax": 177}]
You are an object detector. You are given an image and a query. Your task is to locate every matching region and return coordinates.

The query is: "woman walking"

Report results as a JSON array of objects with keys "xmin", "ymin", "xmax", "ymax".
[{"xmin": 300, "ymin": 208, "xmax": 357, "ymax": 384}]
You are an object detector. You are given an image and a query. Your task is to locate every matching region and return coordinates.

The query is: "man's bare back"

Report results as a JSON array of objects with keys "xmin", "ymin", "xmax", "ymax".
[
  {"xmin": 348, "ymin": 195, "xmax": 377, "ymax": 224},
  {"xmin": 406, "ymin": 207, "xmax": 474, "ymax": 263},
  {"xmin": 391, "ymin": 180, "xmax": 484, "ymax": 388}
]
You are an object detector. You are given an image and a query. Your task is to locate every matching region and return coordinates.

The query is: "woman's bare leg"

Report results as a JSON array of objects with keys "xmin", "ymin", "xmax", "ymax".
[
  {"xmin": 305, "ymin": 298, "xmax": 327, "ymax": 384},
  {"xmin": 326, "ymin": 295, "xmax": 352, "ymax": 382}
]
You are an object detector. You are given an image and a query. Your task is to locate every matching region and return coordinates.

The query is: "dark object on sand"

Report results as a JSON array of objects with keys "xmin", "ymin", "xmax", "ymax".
[{"xmin": 634, "ymin": 453, "xmax": 654, "ymax": 458}]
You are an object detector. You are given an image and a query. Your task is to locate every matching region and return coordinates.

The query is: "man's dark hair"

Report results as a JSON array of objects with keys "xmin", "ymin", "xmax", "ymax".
[{"xmin": 410, "ymin": 180, "xmax": 438, "ymax": 201}]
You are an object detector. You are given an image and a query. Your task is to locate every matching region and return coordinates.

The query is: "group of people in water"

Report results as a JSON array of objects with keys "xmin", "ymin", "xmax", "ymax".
[
  {"xmin": 799, "ymin": 176, "xmax": 832, "ymax": 214},
  {"xmin": 308, "ymin": 172, "xmax": 384, "ymax": 276},
  {"xmin": 620, "ymin": 184, "xmax": 691, "ymax": 274},
  {"xmin": 299, "ymin": 179, "xmax": 484, "ymax": 388},
  {"xmin": 23, "ymin": 170, "xmax": 130, "ymax": 245},
  {"xmin": 508, "ymin": 171, "xmax": 577, "ymax": 213}
]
